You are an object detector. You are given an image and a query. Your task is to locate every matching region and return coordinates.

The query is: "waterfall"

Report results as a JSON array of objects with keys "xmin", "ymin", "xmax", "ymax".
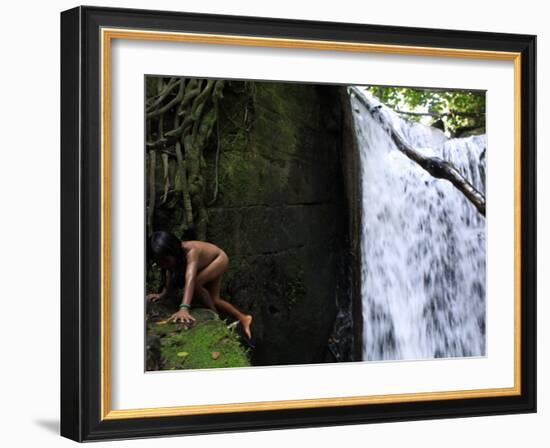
[{"xmin": 350, "ymin": 87, "xmax": 486, "ymax": 361}]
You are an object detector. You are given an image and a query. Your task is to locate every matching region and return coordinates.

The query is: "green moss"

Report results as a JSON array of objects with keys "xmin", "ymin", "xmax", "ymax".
[
  {"xmin": 252, "ymin": 83, "xmax": 320, "ymax": 156},
  {"xmin": 284, "ymin": 272, "xmax": 306, "ymax": 311},
  {"xmin": 148, "ymin": 308, "xmax": 250, "ymax": 370},
  {"xmin": 214, "ymin": 82, "xmax": 316, "ymax": 207},
  {"xmin": 255, "ymin": 83, "xmax": 318, "ymax": 123},
  {"xmin": 218, "ymin": 149, "xmax": 252, "ymax": 197}
]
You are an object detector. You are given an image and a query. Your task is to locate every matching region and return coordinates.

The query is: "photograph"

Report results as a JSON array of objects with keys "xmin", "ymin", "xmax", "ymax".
[{"xmin": 144, "ymin": 76, "xmax": 487, "ymax": 371}]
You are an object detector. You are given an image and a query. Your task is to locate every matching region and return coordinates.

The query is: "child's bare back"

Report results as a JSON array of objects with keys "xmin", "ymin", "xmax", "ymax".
[{"xmin": 181, "ymin": 240, "xmax": 224, "ymax": 271}]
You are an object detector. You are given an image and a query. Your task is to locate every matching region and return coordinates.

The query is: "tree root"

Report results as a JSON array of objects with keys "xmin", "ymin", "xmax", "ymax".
[{"xmin": 146, "ymin": 77, "xmax": 226, "ymax": 238}]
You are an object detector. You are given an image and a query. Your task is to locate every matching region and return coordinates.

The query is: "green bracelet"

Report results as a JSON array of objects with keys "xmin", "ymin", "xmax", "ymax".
[{"xmin": 179, "ymin": 303, "xmax": 191, "ymax": 310}]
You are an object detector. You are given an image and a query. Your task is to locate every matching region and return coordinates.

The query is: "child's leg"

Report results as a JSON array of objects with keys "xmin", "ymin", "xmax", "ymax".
[
  {"xmin": 193, "ymin": 285, "xmax": 217, "ymax": 312},
  {"xmin": 207, "ymin": 276, "xmax": 252, "ymax": 339},
  {"xmin": 208, "ymin": 276, "xmax": 245, "ymax": 319},
  {"xmin": 195, "ymin": 253, "xmax": 252, "ymax": 338}
]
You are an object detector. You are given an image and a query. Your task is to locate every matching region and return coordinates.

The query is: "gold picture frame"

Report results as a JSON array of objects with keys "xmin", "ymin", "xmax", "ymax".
[{"xmin": 61, "ymin": 6, "xmax": 536, "ymax": 441}]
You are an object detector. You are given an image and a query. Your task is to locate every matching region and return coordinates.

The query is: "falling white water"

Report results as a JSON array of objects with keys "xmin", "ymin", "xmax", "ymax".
[{"xmin": 350, "ymin": 88, "xmax": 486, "ymax": 361}]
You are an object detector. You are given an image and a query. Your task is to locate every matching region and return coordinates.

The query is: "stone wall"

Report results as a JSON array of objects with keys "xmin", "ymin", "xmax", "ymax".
[{"xmin": 153, "ymin": 80, "xmax": 351, "ymax": 366}]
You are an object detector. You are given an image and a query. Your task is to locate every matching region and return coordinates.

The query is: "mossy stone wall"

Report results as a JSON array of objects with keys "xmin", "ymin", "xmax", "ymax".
[
  {"xmin": 206, "ymin": 82, "xmax": 347, "ymax": 366},
  {"xmin": 153, "ymin": 81, "xmax": 349, "ymax": 366}
]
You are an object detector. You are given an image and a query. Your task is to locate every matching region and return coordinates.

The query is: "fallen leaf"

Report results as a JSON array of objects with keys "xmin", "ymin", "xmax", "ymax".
[
  {"xmin": 177, "ymin": 352, "xmax": 189, "ymax": 358},
  {"xmin": 211, "ymin": 351, "xmax": 220, "ymax": 360}
]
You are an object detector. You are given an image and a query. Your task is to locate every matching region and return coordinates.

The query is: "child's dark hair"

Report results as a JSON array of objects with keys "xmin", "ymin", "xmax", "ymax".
[{"xmin": 149, "ymin": 231, "xmax": 184, "ymax": 264}]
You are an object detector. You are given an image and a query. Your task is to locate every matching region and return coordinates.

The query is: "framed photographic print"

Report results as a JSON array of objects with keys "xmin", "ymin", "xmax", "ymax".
[{"xmin": 60, "ymin": 6, "xmax": 537, "ymax": 441}]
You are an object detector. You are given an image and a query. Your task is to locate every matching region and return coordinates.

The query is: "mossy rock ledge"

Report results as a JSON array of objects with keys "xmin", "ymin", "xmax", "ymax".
[{"xmin": 147, "ymin": 303, "xmax": 250, "ymax": 371}]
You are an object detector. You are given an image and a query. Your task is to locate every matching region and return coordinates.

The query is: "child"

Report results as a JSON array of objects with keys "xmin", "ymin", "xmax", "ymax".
[{"xmin": 147, "ymin": 231, "xmax": 253, "ymax": 339}]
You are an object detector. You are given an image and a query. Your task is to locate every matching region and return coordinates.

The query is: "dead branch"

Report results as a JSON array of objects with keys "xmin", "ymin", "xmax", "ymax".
[{"xmin": 351, "ymin": 87, "xmax": 485, "ymax": 217}]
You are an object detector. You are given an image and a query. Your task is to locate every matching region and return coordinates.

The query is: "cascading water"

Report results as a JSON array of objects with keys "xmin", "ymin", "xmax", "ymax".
[{"xmin": 350, "ymin": 87, "xmax": 486, "ymax": 361}]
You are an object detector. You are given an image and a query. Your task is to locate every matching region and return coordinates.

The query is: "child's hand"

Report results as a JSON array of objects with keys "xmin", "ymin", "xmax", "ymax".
[
  {"xmin": 146, "ymin": 292, "xmax": 165, "ymax": 303},
  {"xmin": 170, "ymin": 309, "xmax": 196, "ymax": 325}
]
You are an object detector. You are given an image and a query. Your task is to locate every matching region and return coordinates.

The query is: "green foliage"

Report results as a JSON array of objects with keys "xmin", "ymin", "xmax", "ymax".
[{"xmin": 365, "ymin": 85, "xmax": 486, "ymax": 137}]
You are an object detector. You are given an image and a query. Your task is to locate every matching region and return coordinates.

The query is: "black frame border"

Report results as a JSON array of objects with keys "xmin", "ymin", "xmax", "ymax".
[{"xmin": 61, "ymin": 5, "xmax": 536, "ymax": 442}]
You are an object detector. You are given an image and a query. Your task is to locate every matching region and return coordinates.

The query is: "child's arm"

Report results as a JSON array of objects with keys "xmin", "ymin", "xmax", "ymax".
[
  {"xmin": 181, "ymin": 251, "xmax": 198, "ymax": 307},
  {"xmin": 170, "ymin": 249, "xmax": 199, "ymax": 324}
]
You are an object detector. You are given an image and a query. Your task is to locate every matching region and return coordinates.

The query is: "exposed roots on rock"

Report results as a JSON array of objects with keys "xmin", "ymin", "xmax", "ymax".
[{"xmin": 146, "ymin": 77, "xmax": 226, "ymax": 238}]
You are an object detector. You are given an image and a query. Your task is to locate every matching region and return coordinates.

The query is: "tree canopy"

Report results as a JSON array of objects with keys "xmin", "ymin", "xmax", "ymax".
[{"xmin": 365, "ymin": 85, "xmax": 486, "ymax": 137}]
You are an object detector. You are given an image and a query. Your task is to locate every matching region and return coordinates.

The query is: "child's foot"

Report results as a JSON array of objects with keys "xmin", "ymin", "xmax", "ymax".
[{"xmin": 240, "ymin": 315, "xmax": 253, "ymax": 340}]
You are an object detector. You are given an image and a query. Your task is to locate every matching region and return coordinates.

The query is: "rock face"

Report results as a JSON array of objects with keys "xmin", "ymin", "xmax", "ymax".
[{"xmin": 152, "ymin": 81, "xmax": 351, "ymax": 367}]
